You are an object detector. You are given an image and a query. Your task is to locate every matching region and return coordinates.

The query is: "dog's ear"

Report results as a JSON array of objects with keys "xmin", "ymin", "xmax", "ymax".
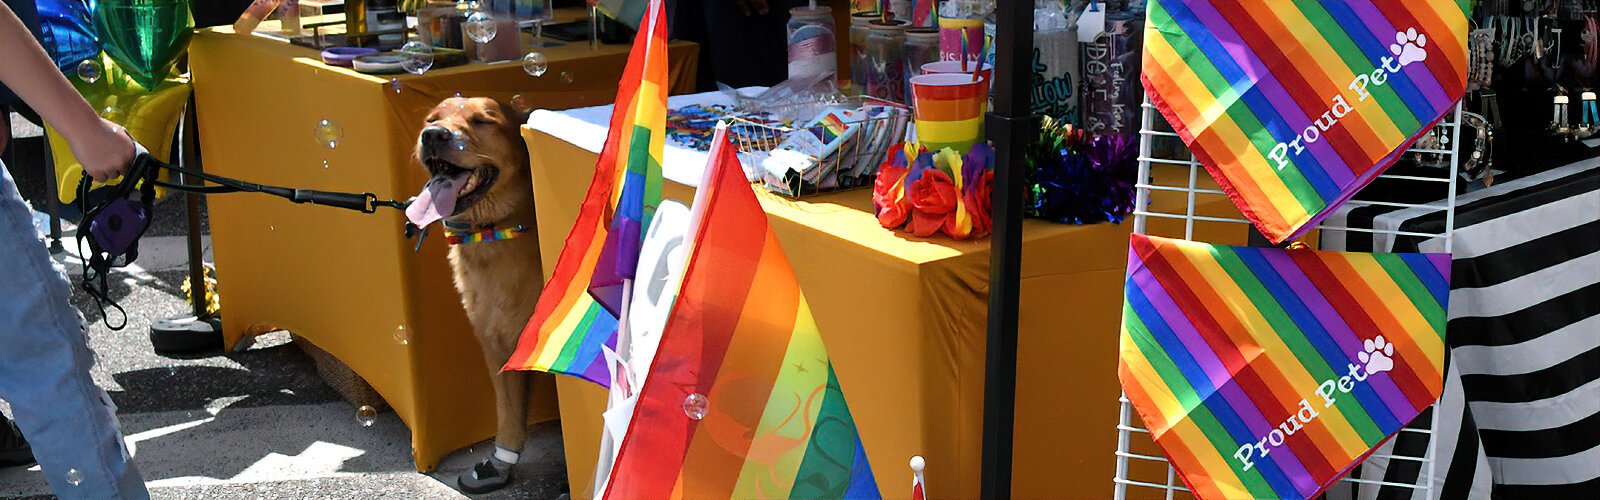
[{"xmin": 496, "ymin": 99, "xmax": 530, "ymax": 129}]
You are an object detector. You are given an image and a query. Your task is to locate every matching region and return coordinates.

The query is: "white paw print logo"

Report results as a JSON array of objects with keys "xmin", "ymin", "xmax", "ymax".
[
  {"xmin": 1390, "ymin": 27, "xmax": 1428, "ymax": 66},
  {"xmin": 1359, "ymin": 335, "xmax": 1396, "ymax": 375}
]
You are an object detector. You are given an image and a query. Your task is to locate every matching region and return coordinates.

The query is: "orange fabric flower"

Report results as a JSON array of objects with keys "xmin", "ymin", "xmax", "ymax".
[
  {"xmin": 873, "ymin": 162, "xmax": 911, "ymax": 229},
  {"xmin": 909, "ymin": 169, "xmax": 958, "ymax": 238}
]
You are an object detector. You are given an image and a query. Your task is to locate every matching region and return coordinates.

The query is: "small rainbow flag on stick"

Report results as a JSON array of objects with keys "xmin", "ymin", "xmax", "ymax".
[
  {"xmin": 503, "ymin": 0, "xmax": 669, "ymax": 385},
  {"xmin": 1119, "ymin": 234, "xmax": 1449, "ymax": 500},
  {"xmin": 604, "ymin": 126, "xmax": 880, "ymax": 499},
  {"xmin": 1140, "ymin": 0, "xmax": 1468, "ymax": 244}
]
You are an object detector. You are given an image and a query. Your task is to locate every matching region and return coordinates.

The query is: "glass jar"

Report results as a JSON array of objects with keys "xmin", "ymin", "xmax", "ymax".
[
  {"xmin": 862, "ymin": 20, "xmax": 908, "ymax": 103},
  {"xmin": 849, "ymin": 11, "xmax": 878, "ymax": 95},
  {"xmin": 787, "ymin": 6, "xmax": 837, "ymax": 80},
  {"xmin": 903, "ymin": 27, "xmax": 940, "ymax": 86}
]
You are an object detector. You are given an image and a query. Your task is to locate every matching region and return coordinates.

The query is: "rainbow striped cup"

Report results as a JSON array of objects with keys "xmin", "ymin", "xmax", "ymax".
[
  {"xmin": 920, "ymin": 60, "xmax": 993, "ymax": 103},
  {"xmin": 921, "ymin": 60, "xmax": 992, "ymax": 78},
  {"xmin": 910, "ymin": 73, "xmax": 987, "ymax": 153}
]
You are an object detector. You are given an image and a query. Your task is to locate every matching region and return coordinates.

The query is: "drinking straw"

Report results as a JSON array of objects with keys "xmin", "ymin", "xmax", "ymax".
[
  {"xmin": 971, "ymin": 33, "xmax": 989, "ymax": 82},
  {"xmin": 960, "ymin": 28, "xmax": 969, "ymax": 70}
]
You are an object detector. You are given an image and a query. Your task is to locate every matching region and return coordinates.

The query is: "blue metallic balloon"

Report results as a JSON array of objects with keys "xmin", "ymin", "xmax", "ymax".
[{"xmin": 38, "ymin": 0, "xmax": 101, "ymax": 71}]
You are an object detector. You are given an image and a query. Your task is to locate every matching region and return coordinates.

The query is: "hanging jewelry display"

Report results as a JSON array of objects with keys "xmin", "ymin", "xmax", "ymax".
[
  {"xmin": 1460, "ymin": 110, "xmax": 1495, "ymax": 187},
  {"xmin": 1469, "ymin": 27, "xmax": 1497, "ymax": 91}
]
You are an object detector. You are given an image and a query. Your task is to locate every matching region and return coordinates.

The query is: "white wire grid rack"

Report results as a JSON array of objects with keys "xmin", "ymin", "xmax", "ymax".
[{"xmin": 1112, "ymin": 97, "xmax": 1463, "ymax": 500}]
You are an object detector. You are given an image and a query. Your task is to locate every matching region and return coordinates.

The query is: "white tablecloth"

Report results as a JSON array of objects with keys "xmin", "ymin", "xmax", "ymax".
[{"xmin": 526, "ymin": 88, "xmax": 767, "ymax": 187}]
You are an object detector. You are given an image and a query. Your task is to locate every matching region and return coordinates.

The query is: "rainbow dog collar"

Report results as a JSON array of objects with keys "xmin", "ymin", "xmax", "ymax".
[{"xmin": 444, "ymin": 225, "xmax": 528, "ymax": 245}]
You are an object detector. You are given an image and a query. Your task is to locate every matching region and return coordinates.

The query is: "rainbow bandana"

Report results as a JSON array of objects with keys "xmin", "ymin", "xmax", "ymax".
[
  {"xmin": 443, "ymin": 225, "xmax": 529, "ymax": 246},
  {"xmin": 1119, "ymin": 234, "xmax": 1449, "ymax": 500},
  {"xmin": 1141, "ymin": 0, "xmax": 1468, "ymax": 244}
]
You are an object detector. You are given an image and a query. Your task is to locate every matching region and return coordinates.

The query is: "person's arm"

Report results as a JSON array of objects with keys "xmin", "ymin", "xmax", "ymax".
[{"xmin": 0, "ymin": 2, "xmax": 134, "ymax": 181}]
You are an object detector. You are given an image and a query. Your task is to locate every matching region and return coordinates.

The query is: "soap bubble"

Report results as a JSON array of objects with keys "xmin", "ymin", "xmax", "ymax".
[
  {"xmin": 399, "ymin": 42, "xmax": 434, "ymax": 75},
  {"xmin": 314, "ymin": 119, "xmax": 343, "ymax": 149},
  {"xmin": 465, "ymin": 11, "xmax": 498, "ymax": 44},
  {"xmin": 682, "ymin": 393, "xmax": 708, "ymax": 420},
  {"xmin": 65, "ymin": 468, "xmax": 83, "ymax": 486},
  {"xmin": 356, "ymin": 405, "xmax": 378, "ymax": 427},
  {"xmin": 99, "ymin": 106, "xmax": 124, "ymax": 122},
  {"xmin": 388, "ymin": 77, "xmax": 403, "ymax": 94},
  {"xmin": 522, "ymin": 52, "xmax": 548, "ymax": 77},
  {"xmin": 510, "ymin": 94, "xmax": 531, "ymax": 113},
  {"xmin": 76, "ymin": 60, "xmax": 102, "ymax": 83},
  {"xmin": 394, "ymin": 325, "xmax": 410, "ymax": 345},
  {"xmin": 450, "ymin": 129, "xmax": 469, "ymax": 151},
  {"xmin": 560, "ymin": 71, "xmax": 574, "ymax": 84}
]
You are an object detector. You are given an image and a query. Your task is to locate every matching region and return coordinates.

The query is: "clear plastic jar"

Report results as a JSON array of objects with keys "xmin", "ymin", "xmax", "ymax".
[
  {"xmin": 903, "ymin": 27, "xmax": 940, "ymax": 86},
  {"xmin": 850, "ymin": 11, "xmax": 878, "ymax": 94},
  {"xmin": 787, "ymin": 6, "xmax": 837, "ymax": 80},
  {"xmin": 862, "ymin": 20, "xmax": 908, "ymax": 103}
]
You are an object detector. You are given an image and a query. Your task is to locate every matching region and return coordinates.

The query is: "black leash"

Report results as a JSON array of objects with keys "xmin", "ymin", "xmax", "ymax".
[
  {"xmin": 76, "ymin": 152, "xmax": 410, "ymax": 330},
  {"xmin": 147, "ymin": 155, "xmax": 411, "ymax": 213}
]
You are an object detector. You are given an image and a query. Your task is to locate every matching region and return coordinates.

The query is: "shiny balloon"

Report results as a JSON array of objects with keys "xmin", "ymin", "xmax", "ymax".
[
  {"xmin": 94, "ymin": 0, "xmax": 193, "ymax": 91},
  {"xmin": 38, "ymin": 0, "xmax": 101, "ymax": 71},
  {"xmin": 46, "ymin": 54, "xmax": 191, "ymax": 204}
]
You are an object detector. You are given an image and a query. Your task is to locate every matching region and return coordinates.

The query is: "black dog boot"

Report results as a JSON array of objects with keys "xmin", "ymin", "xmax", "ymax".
[
  {"xmin": 458, "ymin": 445, "xmax": 518, "ymax": 494},
  {"xmin": 0, "ymin": 415, "xmax": 34, "ymax": 468}
]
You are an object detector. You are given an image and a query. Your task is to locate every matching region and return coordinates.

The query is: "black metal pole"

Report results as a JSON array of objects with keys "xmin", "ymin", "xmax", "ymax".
[
  {"xmin": 981, "ymin": 2, "xmax": 1036, "ymax": 499},
  {"xmin": 149, "ymin": 93, "xmax": 221, "ymax": 354},
  {"xmin": 181, "ymin": 95, "xmax": 208, "ymax": 319},
  {"xmin": 42, "ymin": 137, "xmax": 63, "ymax": 254}
]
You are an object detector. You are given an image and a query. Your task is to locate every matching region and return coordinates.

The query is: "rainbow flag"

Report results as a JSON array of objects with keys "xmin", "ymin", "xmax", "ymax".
[
  {"xmin": 811, "ymin": 113, "xmax": 851, "ymax": 143},
  {"xmin": 1141, "ymin": 0, "xmax": 1468, "ymax": 244},
  {"xmin": 604, "ymin": 127, "xmax": 880, "ymax": 499},
  {"xmin": 503, "ymin": 0, "xmax": 669, "ymax": 385},
  {"xmin": 589, "ymin": 0, "xmax": 667, "ymax": 316},
  {"xmin": 1120, "ymin": 234, "xmax": 1449, "ymax": 500}
]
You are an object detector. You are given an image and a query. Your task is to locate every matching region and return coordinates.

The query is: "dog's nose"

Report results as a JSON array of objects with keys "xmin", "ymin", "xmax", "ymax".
[{"xmin": 420, "ymin": 125, "xmax": 454, "ymax": 148}]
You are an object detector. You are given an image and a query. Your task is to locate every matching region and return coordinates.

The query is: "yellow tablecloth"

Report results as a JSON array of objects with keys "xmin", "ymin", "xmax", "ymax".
[
  {"xmin": 189, "ymin": 16, "xmax": 698, "ymax": 471},
  {"xmin": 524, "ymin": 120, "xmax": 1249, "ymax": 498}
]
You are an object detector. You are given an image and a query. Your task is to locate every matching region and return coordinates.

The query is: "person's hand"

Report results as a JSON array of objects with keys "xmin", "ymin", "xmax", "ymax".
[
  {"xmin": 70, "ymin": 118, "xmax": 137, "ymax": 183},
  {"xmin": 735, "ymin": 0, "xmax": 769, "ymax": 16}
]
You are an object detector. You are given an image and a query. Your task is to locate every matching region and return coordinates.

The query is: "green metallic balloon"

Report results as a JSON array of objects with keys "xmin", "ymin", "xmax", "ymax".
[{"xmin": 94, "ymin": 0, "xmax": 193, "ymax": 91}]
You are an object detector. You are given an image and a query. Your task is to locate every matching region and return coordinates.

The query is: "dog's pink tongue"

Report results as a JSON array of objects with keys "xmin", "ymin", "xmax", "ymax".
[{"xmin": 406, "ymin": 176, "xmax": 465, "ymax": 228}]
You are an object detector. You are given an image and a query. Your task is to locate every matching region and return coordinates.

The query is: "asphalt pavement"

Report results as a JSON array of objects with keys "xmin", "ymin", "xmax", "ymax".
[{"xmin": 2, "ymin": 114, "xmax": 569, "ymax": 499}]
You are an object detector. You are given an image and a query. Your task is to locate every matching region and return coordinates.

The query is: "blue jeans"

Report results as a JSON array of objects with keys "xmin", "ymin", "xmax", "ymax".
[{"xmin": 0, "ymin": 163, "xmax": 147, "ymax": 499}]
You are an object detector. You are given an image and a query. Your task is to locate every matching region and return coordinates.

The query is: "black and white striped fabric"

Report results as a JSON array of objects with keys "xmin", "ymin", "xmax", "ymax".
[{"xmin": 1321, "ymin": 157, "xmax": 1600, "ymax": 499}]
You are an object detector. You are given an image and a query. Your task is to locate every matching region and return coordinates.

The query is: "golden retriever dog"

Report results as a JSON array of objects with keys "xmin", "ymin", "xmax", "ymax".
[{"xmin": 409, "ymin": 96, "xmax": 539, "ymax": 493}]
